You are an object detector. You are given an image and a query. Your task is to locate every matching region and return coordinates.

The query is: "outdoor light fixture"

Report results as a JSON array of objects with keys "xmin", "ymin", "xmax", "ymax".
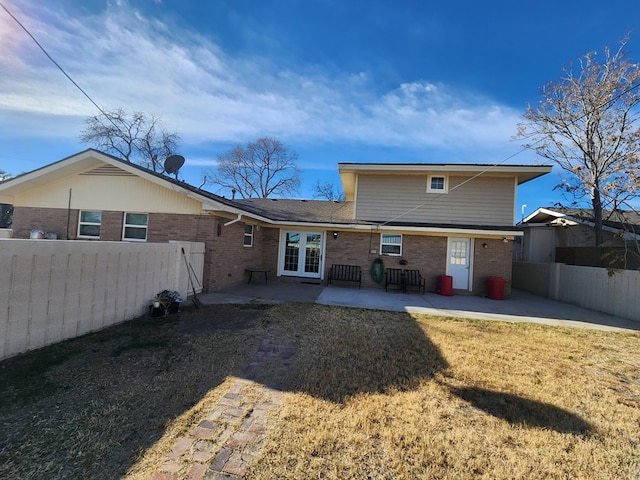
[
  {"xmin": 332, "ymin": 231, "xmax": 338, "ymax": 239},
  {"xmin": 502, "ymin": 237, "xmax": 508, "ymax": 243},
  {"xmin": 482, "ymin": 243, "xmax": 488, "ymax": 249}
]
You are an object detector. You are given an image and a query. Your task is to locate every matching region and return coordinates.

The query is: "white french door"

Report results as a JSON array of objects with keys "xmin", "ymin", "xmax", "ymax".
[
  {"xmin": 447, "ymin": 237, "xmax": 472, "ymax": 290},
  {"xmin": 279, "ymin": 231, "xmax": 324, "ymax": 278}
]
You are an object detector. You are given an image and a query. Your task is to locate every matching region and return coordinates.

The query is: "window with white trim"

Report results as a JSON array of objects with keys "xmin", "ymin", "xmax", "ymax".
[
  {"xmin": 427, "ymin": 175, "xmax": 448, "ymax": 193},
  {"xmin": 123, "ymin": 212, "xmax": 148, "ymax": 241},
  {"xmin": 381, "ymin": 233, "xmax": 402, "ymax": 256},
  {"xmin": 78, "ymin": 210, "xmax": 102, "ymax": 238},
  {"xmin": 244, "ymin": 224, "xmax": 254, "ymax": 247}
]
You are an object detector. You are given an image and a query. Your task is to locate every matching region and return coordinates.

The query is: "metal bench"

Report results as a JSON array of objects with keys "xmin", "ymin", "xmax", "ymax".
[
  {"xmin": 328, "ymin": 264, "xmax": 362, "ymax": 289},
  {"xmin": 403, "ymin": 269, "xmax": 426, "ymax": 294},
  {"xmin": 385, "ymin": 268, "xmax": 404, "ymax": 292},
  {"xmin": 385, "ymin": 268, "xmax": 426, "ymax": 294}
]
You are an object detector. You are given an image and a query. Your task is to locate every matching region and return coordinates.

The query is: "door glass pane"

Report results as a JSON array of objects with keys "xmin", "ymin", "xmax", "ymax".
[
  {"xmin": 304, "ymin": 233, "xmax": 321, "ymax": 273},
  {"xmin": 450, "ymin": 240, "xmax": 467, "ymax": 265},
  {"xmin": 284, "ymin": 233, "xmax": 300, "ymax": 271}
]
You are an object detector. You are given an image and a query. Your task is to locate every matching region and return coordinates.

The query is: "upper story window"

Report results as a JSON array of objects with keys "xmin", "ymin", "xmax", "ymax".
[
  {"xmin": 244, "ymin": 224, "xmax": 254, "ymax": 247},
  {"xmin": 427, "ymin": 175, "xmax": 448, "ymax": 193},
  {"xmin": 123, "ymin": 212, "xmax": 148, "ymax": 241},
  {"xmin": 381, "ymin": 233, "xmax": 402, "ymax": 256},
  {"xmin": 78, "ymin": 210, "xmax": 102, "ymax": 238}
]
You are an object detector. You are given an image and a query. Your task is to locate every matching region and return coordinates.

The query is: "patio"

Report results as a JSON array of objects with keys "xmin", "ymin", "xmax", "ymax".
[{"xmin": 198, "ymin": 281, "xmax": 639, "ymax": 332}]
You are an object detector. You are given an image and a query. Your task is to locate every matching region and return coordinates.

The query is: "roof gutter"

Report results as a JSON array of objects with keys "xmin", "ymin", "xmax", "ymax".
[{"xmin": 262, "ymin": 220, "xmax": 524, "ymax": 237}]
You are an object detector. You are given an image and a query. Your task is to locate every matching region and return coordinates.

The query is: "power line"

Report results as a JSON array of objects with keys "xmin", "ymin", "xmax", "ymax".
[{"xmin": 0, "ymin": 1, "xmax": 122, "ymax": 132}]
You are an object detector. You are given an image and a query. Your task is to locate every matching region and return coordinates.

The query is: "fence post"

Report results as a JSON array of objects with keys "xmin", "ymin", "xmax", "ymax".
[{"xmin": 549, "ymin": 263, "xmax": 561, "ymax": 300}]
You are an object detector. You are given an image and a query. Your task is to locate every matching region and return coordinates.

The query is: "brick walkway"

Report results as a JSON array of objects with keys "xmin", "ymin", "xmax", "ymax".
[{"xmin": 150, "ymin": 336, "xmax": 293, "ymax": 480}]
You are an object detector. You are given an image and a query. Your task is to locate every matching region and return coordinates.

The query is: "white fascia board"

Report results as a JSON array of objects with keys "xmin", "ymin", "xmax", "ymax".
[{"xmin": 339, "ymin": 163, "xmax": 551, "ymax": 175}]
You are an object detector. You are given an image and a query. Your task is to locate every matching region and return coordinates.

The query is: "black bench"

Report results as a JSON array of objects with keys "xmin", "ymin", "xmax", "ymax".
[
  {"xmin": 246, "ymin": 267, "xmax": 271, "ymax": 284},
  {"xmin": 403, "ymin": 269, "xmax": 426, "ymax": 294},
  {"xmin": 385, "ymin": 268, "xmax": 426, "ymax": 294},
  {"xmin": 328, "ymin": 264, "xmax": 362, "ymax": 289},
  {"xmin": 385, "ymin": 268, "xmax": 404, "ymax": 292}
]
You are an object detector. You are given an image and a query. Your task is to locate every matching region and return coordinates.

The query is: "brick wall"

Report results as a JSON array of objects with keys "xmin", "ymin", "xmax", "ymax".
[
  {"xmin": 324, "ymin": 231, "xmax": 449, "ymax": 290},
  {"xmin": 11, "ymin": 206, "xmax": 515, "ymax": 296},
  {"xmin": 11, "ymin": 207, "xmax": 265, "ymax": 292},
  {"xmin": 13, "ymin": 207, "xmax": 123, "ymax": 241},
  {"xmin": 473, "ymin": 238, "xmax": 513, "ymax": 296},
  {"xmin": 206, "ymin": 218, "xmax": 264, "ymax": 290},
  {"xmin": 259, "ymin": 227, "xmax": 280, "ymax": 272},
  {"xmin": 101, "ymin": 211, "xmax": 124, "ymax": 241},
  {"xmin": 12, "ymin": 206, "xmax": 77, "ymax": 239}
]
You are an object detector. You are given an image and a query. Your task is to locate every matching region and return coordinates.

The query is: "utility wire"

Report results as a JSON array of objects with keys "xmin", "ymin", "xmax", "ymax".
[{"xmin": 0, "ymin": 2, "xmax": 122, "ymax": 133}]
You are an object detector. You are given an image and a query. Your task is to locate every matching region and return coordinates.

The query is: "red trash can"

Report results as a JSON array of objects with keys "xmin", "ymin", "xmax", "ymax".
[
  {"xmin": 487, "ymin": 276, "xmax": 506, "ymax": 300},
  {"xmin": 438, "ymin": 275, "xmax": 453, "ymax": 296}
]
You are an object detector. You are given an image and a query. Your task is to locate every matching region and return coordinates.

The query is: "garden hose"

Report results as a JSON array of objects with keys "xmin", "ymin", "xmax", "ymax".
[{"xmin": 371, "ymin": 257, "xmax": 385, "ymax": 284}]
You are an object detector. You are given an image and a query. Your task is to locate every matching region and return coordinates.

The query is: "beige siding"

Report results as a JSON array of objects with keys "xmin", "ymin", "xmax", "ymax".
[
  {"xmin": 13, "ymin": 168, "xmax": 202, "ymax": 214},
  {"xmin": 355, "ymin": 174, "xmax": 515, "ymax": 225}
]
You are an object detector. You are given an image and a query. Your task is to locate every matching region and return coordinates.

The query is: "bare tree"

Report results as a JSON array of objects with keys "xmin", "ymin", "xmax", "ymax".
[
  {"xmin": 517, "ymin": 36, "xmax": 640, "ymax": 266},
  {"xmin": 312, "ymin": 179, "xmax": 345, "ymax": 201},
  {"xmin": 206, "ymin": 137, "xmax": 301, "ymax": 198},
  {"xmin": 80, "ymin": 109, "xmax": 180, "ymax": 172}
]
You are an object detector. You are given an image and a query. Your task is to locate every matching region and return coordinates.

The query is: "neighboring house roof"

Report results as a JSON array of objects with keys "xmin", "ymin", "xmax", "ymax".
[
  {"xmin": 338, "ymin": 162, "xmax": 553, "ymax": 201},
  {"xmin": 521, "ymin": 207, "xmax": 640, "ymax": 240}
]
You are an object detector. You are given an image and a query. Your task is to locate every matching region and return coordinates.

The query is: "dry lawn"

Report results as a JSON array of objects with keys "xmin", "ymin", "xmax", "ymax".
[{"xmin": 1, "ymin": 302, "xmax": 639, "ymax": 479}]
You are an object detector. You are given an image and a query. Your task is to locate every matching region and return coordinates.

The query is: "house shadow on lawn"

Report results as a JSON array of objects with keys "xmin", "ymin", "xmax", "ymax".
[
  {"xmin": 262, "ymin": 307, "xmax": 451, "ymax": 403},
  {"xmin": 248, "ymin": 304, "xmax": 593, "ymax": 435},
  {"xmin": 449, "ymin": 386, "xmax": 593, "ymax": 434},
  {"xmin": 0, "ymin": 303, "xmax": 594, "ymax": 480},
  {"xmin": 0, "ymin": 304, "xmax": 272, "ymax": 480}
]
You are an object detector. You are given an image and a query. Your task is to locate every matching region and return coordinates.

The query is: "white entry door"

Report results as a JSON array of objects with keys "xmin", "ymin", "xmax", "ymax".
[
  {"xmin": 280, "ymin": 231, "xmax": 324, "ymax": 278},
  {"xmin": 448, "ymin": 237, "xmax": 471, "ymax": 290}
]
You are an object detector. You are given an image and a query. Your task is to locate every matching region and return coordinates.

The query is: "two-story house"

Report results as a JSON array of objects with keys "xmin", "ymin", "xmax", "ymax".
[{"xmin": 0, "ymin": 150, "xmax": 551, "ymax": 296}]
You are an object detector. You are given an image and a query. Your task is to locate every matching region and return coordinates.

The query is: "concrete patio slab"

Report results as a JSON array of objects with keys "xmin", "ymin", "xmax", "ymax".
[{"xmin": 197, "ymin": 281, "xmax": 639, "ymax": 333}]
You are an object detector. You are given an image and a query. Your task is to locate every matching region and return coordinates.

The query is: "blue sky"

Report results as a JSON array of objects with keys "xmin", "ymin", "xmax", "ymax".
[{"xmin": 1, "ymin": 0, "xmax": 640, "ymax": 219}]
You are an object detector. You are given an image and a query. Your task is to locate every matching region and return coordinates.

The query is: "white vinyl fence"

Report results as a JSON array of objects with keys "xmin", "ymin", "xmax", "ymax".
[
  {"xmin": 0, "ymin": 239, "xmax": 204, "ymax": 360},
  {"xmin": 512, "ymin": 261, "xmax": 640, "ymax": 323}
]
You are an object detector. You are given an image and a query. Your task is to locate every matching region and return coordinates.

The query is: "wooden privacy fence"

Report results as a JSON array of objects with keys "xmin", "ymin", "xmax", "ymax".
[
  {"xmin": 512, "ymin": 261, "xmax": 640, "ymax": 323},
  {"xmin": 0, "ymin": 239, "xmax": 204, "ymax": 360}
]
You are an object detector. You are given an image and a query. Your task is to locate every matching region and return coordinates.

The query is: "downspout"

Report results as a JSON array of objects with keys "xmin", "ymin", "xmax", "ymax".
[
  {"xmin": 66, "ymin": 188, "xmax": 72, "ymax": 239},
  {"xmin": 224, "ymin": 214, "xmax": 242, "ymax": 226}
]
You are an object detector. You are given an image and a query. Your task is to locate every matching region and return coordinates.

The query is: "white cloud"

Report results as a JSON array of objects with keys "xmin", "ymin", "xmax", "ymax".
[{"xmin": 0, "ymin": 0, "xmax": 521, "ymax": 155}]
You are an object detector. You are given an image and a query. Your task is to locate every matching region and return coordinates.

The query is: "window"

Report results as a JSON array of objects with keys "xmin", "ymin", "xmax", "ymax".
[
  {"xmin": 78, "ymin": 210, "xmax": 102, "ymax": 238},
  {"xmin": 123, "ymin": 213, "xmax": 148, "ymax": 241},
  {"xmin": 427, "ymin": 175, "xmax": 448, "ymax": 193},
  {"xmin": 244, "ymin": 224, "xmax": 254, "ymax": 247},
  {"xmin": 381, "ymin": 233, "xmax": 402, "ymax": 256}
]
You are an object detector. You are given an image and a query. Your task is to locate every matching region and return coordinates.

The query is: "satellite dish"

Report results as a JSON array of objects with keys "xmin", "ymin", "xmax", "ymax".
[{"xmin": 164, "ymin": 154, "xmax": 185, "ymax": 178}]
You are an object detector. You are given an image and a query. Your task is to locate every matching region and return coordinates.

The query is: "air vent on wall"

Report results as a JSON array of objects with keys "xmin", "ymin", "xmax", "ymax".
[{"xmin": 80, "ymin": 164, "xmax": 135, "ymax": 176}]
